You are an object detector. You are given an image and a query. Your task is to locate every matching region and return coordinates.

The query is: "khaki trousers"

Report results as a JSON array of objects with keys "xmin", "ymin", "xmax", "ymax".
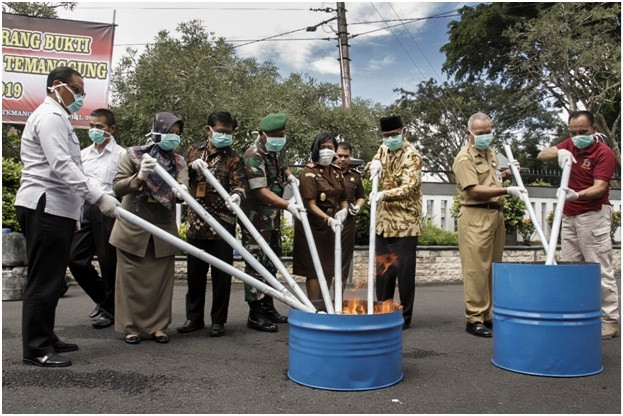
[
  {"xmin": 561, "ymin": 204, "xmax": 619, "ymax": 324},
  {"xmin": 458, "ymin": 206, "xmax": 506, "ymax": 323}
]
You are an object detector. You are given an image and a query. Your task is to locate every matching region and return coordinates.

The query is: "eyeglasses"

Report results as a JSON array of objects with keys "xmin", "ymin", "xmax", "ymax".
[{"xmin": 66, "ymin": 84, "xmax": 86, "ymax": 98}]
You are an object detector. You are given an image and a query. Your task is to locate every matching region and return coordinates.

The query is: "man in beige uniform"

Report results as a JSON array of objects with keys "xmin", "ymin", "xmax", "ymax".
[{"xmin": 452, "ymin": 112, "xmax": 526, "ymax": 338}]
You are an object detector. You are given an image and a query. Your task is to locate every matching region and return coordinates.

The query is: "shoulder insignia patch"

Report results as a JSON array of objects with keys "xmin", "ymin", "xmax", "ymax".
[{"xmin": 305, "ymin": 173, "xmax": 316, "ymax": 178}]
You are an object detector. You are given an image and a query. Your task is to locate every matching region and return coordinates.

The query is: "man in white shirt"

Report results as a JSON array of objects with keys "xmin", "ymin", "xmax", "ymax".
[
  {"xmin": 15, "ymin": 67, "xmax": 119, "ymax": 367},
  {"xmin": 68, "ymin": 108, "xmax": 125, "ymax": 330}
]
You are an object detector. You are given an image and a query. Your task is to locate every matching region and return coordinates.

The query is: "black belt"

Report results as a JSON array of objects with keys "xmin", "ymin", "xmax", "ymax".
[{"xmin": 465, "ymin": 203, "xmax": 503, "ymax": 211}]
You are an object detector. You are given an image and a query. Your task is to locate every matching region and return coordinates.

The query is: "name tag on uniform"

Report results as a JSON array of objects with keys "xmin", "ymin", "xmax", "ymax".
[
  {"xmin": 496, "ymin": 171, "xmax": 503, "ymax": 183},
  {"xmin": 196, "ymin": 182, "xmax": 206, "ymax": 198}
]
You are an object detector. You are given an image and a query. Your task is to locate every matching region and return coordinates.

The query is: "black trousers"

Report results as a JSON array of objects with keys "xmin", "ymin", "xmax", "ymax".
[
  {"xmin": 67, "ymin": 201, "xmax": 117, "ymax": 314},
  {"xmin": 185, "ymin": 238, "xmax": 233, "ymax": 325},
  {"xmin": 375, "ymin": 234, "xmax": 419, "ymax": 326},
  {"xmin": 16, "ymin": 194, "xmax": 76, "ymax": 359}
]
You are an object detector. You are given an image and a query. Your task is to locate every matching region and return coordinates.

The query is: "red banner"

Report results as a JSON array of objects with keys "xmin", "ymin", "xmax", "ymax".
[{"xmin": 2, "ymin": 13, "xmax": 115, "ymax": 128}]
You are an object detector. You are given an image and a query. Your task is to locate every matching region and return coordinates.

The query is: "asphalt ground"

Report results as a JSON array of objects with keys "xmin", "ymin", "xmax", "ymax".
[{"xmin": 2, "ymin": 281, "xmax": 621, "ymax": 414}]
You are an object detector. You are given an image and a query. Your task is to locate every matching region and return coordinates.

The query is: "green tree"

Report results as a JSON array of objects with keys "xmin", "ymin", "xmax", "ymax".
[
  {"xmin": 390, "ymin": 79, "xmax": 562, "ymax": 182},
  {"xmin": 110, "ymin": 20, "xmax": 383, "ymax": 163},
  {"xmin": 2, "ymin": 2, "xmax": 76, "ymax": 17},
  {"xmin": 442, "ymin": 3, "xmax": 621, "ymax": 166}
]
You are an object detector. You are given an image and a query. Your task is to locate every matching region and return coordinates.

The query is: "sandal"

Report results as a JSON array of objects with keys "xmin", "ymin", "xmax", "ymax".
[
  {"xmin": 125, "ymin": 334, "xmax": 140, "ymax": 344},
  {"xmin": 152, "ymin": 332, "xmax": 169, "ymax": 344}
]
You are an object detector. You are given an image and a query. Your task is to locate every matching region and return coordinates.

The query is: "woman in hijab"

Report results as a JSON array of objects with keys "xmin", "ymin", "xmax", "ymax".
[
  {"xmin": 292, "ymin": 133, "xmax": 349, "ymax": 311},
  {"xmin": 110, "ymin": 112, "xmax": 189, "ymax": 344}
]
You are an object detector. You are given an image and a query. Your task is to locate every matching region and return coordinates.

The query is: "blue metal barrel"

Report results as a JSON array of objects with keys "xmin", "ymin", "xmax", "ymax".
[
  {"xmin": 288, "ymin": 308, "xmax": 403, "ymax": 390},
  {"xmin": 492, "ymin": 262, "xmax": 602, "ymax": 377}
]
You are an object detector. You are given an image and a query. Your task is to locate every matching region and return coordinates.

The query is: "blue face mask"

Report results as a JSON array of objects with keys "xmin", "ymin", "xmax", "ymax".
[
  {"xmin": 156, "ymin": 133, "xmax": 181, "ymax": 151},
  {"xmin": 265, "ymin": 136, "xmax": 286, "ymax": 152},
  {"xmin": 88, "ymin": 128, "xmax": 108, "ymax": 145},
  {"xmin": 50, "ymin": 83, "xmax": 84, "ymax": 113},
  {"xmin": 471, "ymin": 131, "xmax": 493, "ymax": 150},
  {"xmin": 571, "ymin": 135, "xmax": 594, "ymax": 149},
  {"xmin": 210, "ymin": 130, "xmax": 233, "ymax": 148},
  {"xmin": 383, "ymin": 134, "xmax": 403, "ymax": 151}
]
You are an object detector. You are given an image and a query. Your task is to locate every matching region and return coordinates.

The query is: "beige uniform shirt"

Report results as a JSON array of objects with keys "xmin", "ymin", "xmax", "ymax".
[
  {"xmin": 452, "ymin": 144, "xmax": 505, "ymax": 205},
  {"xmin": 372, "ymin": 141, "xmax": 423, "ymax": 237}
]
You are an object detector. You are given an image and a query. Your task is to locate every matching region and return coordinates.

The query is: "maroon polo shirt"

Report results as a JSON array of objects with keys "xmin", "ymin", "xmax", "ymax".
[{"xmin": 556, "ymin": 138, "xmax": 616, "ymax": 216}]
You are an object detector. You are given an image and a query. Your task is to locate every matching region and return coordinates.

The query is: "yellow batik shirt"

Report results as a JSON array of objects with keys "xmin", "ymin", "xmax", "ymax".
[{"xmin": 372, "ymin": 141, "xmax": 423, "ymax": 237}]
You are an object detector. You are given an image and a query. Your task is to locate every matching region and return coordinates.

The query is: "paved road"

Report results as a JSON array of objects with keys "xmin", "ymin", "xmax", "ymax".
[{"xmin": 2, "ymin": 282, "xmax": 620, "ymax": 414}]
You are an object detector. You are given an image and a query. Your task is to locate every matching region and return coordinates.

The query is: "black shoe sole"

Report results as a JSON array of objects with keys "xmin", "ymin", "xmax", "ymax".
[
  {"xmin": 92, "ymin": 320, "xmax": 114, "ymax": 329},
  {"xmin": 23, "ymin": 358, "xmax": 72, "ymax": 367},
  {"xmin": 177, "ymin": 325, "xmax": 204, "ymax": 333},
  {"xmin": 247, "ymin": 322, "xmax": 278, "ymax": 333}
]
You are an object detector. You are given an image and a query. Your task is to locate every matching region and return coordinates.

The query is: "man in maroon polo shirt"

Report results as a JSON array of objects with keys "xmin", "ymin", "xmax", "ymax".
[{"xmin": 538, "ymin": 110, "xmax": 619, "ymax": 339}]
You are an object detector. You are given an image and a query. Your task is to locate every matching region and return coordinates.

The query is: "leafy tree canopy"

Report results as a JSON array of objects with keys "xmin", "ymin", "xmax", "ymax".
[
  {"xmin": 111, "ymin": 20, "xmax": 385, "ymax": 164},
  {"xmin": 2, "ymin": 2, "xmax": 76, "ymax": 18}
]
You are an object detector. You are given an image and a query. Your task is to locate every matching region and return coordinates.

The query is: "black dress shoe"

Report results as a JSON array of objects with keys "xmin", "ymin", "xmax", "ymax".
[
  {"xmin": 484, "ymin": 320, "xmax": 493, "ymax": 330},
  {"xmin": 177, "ymin": 320, "xmax": 204, "ymax": 333},
  {"xmin": 210, "ymin": 324, "xmax": 225, "ymax": 337},
  {"xmin": 466, "ymin": 322, "xmax": 492, "ymax": 338},
  {"xmin": 247, "ymin": 314, "xmax": 278, "ymax": 333},
  {"xmin": 89, "ymin": 305, "xmax": 102, "ymax": 318},
  {"xmin": 23, "ymin": 352, "xmax": 72, "ymax": 367},
  {"xmin": 261, "ymin": 305, "xmax": 288, "ymax": 324},
  {"xmin": 402, "ymin": 322, "xmax": 411, "ymax": 330},
  {"xmin": 92, "ymin": 310, "xmax": 114, "ymax": 329},
  {"xmin": 53, "ymin": 341, "xmax": 79, "ymax": 353}
]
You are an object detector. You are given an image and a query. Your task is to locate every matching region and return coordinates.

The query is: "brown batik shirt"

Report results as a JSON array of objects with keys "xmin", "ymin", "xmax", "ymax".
[{"xmin": 184, "ymin": 141, "xmax": 247, "ymax": 240}]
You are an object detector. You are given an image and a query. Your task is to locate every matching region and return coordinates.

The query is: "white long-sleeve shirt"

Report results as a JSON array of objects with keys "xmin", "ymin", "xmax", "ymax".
[
  {"xmin": 15, "ymin": 96, "xmax": 105, "ymax": 221},
  {"xmin": 81, "ymin": 139, "xmax": 126, "ymax": 196}
]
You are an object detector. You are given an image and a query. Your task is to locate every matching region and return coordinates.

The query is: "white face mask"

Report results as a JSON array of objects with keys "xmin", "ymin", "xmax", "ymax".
[{"xmin": 318, "ymin": 149, "xmax": 336, "ymax": 166}]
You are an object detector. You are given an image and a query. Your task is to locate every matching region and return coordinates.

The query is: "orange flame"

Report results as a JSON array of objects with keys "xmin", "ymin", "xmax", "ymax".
[
  {"xmin": 376, "ymin": 253, "xmax": 398, "ymax": 277},
  {"xmin": 341, "ymin": 298, "xmax": 402, "ymax": 315}
]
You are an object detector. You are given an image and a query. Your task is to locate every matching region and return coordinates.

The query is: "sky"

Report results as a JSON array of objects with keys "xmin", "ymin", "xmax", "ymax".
[{"xmin": 56, "ymin": 1, "xmax": 473, "ymax": 106}]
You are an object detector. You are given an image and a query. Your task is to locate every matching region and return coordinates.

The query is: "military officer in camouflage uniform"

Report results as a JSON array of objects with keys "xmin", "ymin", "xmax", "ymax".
[
  {"xmin": 369, "ymin": 115, "xmax": 423, "ymax": 330},
  {"xmin": 241, "ymin": 113, "xmax": 305, "ymax": 332},
  {"xmin": 335, "ymin": 142, "xmax": 366, "ymax": 280}
]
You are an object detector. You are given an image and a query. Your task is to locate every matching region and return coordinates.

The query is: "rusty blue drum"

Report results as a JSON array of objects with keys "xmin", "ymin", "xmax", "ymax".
[
  {"xmin": 492, "ymin": 262, "xmax": 602, "ymax": 377},
  {"xmin": 288, "ymin": 308, "xmax": 403, "ymax": 390}
]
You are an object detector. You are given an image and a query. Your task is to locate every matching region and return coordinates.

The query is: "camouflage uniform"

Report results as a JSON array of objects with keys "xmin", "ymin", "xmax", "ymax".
[{"xmin": 241, "ymin": 137, "xmax": 288, "ymax": 302}]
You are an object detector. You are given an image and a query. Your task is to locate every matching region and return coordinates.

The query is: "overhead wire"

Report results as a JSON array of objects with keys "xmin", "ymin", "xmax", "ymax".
[
  {"xmin": 387, "ymin": 3, "xmax": 468, "ymax": 128},
  {"xmin": 370, "ymin": 3, "xmax": 465, "ymax": 134}
]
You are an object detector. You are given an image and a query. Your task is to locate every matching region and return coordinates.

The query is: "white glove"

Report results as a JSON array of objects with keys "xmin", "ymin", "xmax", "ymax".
[
  {"xmin": 287, "ymin": 174, "xmax": 300, "ymax": 187},
  {"xmin": 369, "ymin": 160, "xmax": 382, "ymax": 179},
  {"xmin": 226, "ymin": 193, "xmax": 241, "ymax": 212},
  {"xmin": 557, "ymin": 149, "xmax": 577, "ymax": 169},
  {"xmin": 375, "ymin": 191, "xmax": 386, "ymax": 203},
  {"xmin": 173, "ymin": 184, "xmax": 188, "ymax": 199},
  {"xmin": 348, "ymin": 203, "xmax": 360, "ymax": 216},
  {"xmin": 97, "ymin": 194, "xmax": 120, "ymax": 218},
  {"xmin": 506, "ymin": 186, "xmax": 527, "ymax": 199},
  {"xmin": 286, "ymin": 203, "xmax": 305, "ymax": 221},
  {"xmin": 327, "ymin": 217, "xmax": 342, "ymax": 233},
  {"xmin": 190, "ymin": 159, "xmax": 209, "ymax": 175},
  {"xmin": 557, "ymin": 186, "xmax": 579, "ymax": 201},
  {"xmin": 334, "ymin": 208, "xmax": 348, "ymax": 223},
  {"xmin": 137, "ymin": 154, "xmax": 157, "ymax": 180}
]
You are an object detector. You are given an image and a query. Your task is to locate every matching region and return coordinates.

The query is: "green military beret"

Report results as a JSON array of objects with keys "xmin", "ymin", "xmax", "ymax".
[{"xmin": 259, "ymin": 113, "xmax": 288, "ymax": 132}]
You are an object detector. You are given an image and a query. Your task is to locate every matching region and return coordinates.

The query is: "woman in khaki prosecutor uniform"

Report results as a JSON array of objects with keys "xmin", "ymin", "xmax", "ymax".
[
  {"xmin": 293, "ymin": 133, "xmax": 349, "ymax": 310},
  {"xmin": 110, "ymin": 113, "xmax": 189, "ymax": 344}
]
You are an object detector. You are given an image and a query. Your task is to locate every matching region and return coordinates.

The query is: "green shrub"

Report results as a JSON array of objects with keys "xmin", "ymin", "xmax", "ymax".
[
  {"xmin": 418, "ymin": 219, "xmax": 459, "ymax": 246},
  {"xmin": 281, "ymin": 220, "xmax": 294, "ymax": 256},
  {"xmin": 2, "ymin": 157, "xmax": 23, "ymax": 232},
  {"xmin": 355, "ymin": 178, "xmax": 372, "ymax": 245}
]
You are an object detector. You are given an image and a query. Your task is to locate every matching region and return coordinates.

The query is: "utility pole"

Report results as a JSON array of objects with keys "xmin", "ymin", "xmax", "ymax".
[{"xmin": 336, "ymin": 2, "xmax": 352, "ymax": 109}]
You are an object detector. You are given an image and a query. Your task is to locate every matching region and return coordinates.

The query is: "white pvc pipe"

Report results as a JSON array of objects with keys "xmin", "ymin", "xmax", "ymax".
[
  {"xmin": 334, "ymin": 223, "xmax": 342, "ymax": 313},
  {"xmin": 367, "ymin": 175, "xmax": 379, "ymax": 315},
  {"xmin": 199, "ymin": 166, "xmax": 315, "ymax": 310},
  {"xmin": 153, "ymin": 164, "xmax": 296, "ymax": 302},
  {"xmin": 546, "ymin": 161, "xmax": 572, "ymax": 265},
  {"xmin": 290, "ymin": 181, "xmax": 335, "ymax": 314},
  {"xmin": 503, "ymin": 144, "xmax": 550, "ymax": 254},
  {"xmin": 116, "ymin": 208, "xmax": 315, "ymax": 313}
]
